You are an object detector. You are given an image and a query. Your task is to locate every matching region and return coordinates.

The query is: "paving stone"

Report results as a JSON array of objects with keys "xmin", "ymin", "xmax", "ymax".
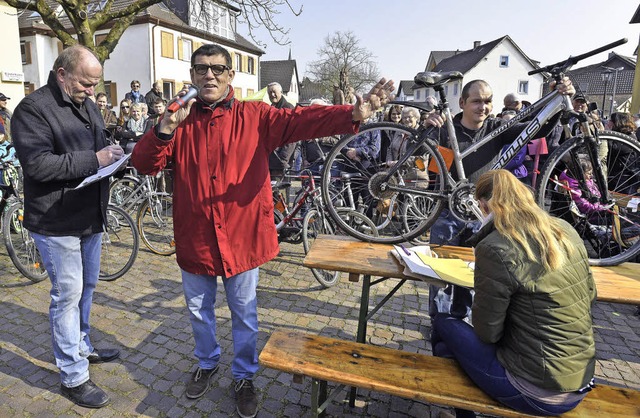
[{"xmin": 0, "ymin": 242, "xmax": 638, "ymax": 417}]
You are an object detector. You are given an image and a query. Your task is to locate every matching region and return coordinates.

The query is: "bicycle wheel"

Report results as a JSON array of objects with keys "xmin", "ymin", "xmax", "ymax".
[
  {"xmin": 100, "ymin": 205, "xmax": 139, "ymax": 281},
  {"xmin": 321, "ymin": 122, "xmax": 448, "ymax": 244},
  {"xmin": 137, "ymin": 195, "xmax": 176, "ymax": 256},
  {"xmin": 2, "ymin": 201, "xmax": 48, "ymax": 282},
  {"xmin": 109, "ymin": 175, "xmax": 141, "ymax": 213},
  {"xmin": 302, "ymin": 208, "xmax": 377, "ymax": 287},
  {"xmin": 536, "ymin": 131, "xmax": 640, "ymax": 266}
]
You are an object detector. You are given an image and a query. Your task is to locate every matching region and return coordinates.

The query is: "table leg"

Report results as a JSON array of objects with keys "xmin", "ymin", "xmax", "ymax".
[{"xmin": 350, "ymin": 274, "xmax": 371, "ymax": 407}]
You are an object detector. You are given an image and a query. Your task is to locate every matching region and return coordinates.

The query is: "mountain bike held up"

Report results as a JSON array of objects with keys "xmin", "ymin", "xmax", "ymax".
[{"xmin": 320, "ymin": 38, "xmax": 640, "ymax": 266}]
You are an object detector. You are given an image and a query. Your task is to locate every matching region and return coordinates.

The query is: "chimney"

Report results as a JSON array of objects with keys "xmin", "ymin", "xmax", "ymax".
[{"xmin": 473, "ymin": 41, "xmax": 481, "ymax": 49}]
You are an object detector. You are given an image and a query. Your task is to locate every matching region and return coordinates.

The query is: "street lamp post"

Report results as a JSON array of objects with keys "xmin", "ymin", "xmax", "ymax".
[
  {"xmin": 601, "ymin": 69, "xmax": 613, "ymax": 118},
  {"xmin": 603, "ymin": 66, "xmax": 624, "ymax": 117}
]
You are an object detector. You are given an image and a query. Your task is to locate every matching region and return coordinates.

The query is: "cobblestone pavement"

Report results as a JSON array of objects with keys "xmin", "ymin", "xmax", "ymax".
[{"xmin": 1, "ymin": 241, "xmax": 639, "ymax": 417}]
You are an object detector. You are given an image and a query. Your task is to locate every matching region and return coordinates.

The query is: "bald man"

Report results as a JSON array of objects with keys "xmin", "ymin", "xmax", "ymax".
[{"xmin": 12, "ymin": 45, "xmax": 124, "ymax": 409}]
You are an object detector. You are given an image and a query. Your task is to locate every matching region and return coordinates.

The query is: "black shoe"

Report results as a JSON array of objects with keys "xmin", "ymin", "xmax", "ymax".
[
  {"xmin": 87, "ymin": 348, "xmax": 120, "ymax": 364},
  {"xmin": 60, "ymin": 380, "xmax": 110, "ymax": 408},
  {"xmin": 185, "ymin": 365, "xmax": 219, "ymax": 399},
  {"xmin": 235, "ymin": 379, "xmax": 258, "ymax": 418}
]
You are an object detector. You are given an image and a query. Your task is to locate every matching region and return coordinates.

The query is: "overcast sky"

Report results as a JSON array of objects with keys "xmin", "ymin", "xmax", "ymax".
[{"xmin": 239, "ymin": 0, "xmax": 639, "ymax": 85}]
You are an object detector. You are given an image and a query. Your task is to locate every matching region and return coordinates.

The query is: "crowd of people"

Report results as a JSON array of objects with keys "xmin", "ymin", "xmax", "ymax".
[{"xmin": 4, "ymin": 40, "xmax": 640, "ymax": 418}]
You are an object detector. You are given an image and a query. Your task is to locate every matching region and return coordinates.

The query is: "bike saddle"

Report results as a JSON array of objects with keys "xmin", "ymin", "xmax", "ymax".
[
  {"xmin": 340, "ymin": 172, "xmax": 363, "ymax": 180},
  {"xmin": 414, "ymin": 71, "xmax": 463, "ymax": 88}
]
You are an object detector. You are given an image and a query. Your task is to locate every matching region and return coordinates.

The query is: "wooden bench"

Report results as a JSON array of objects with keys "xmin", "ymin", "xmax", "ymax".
[{"xmin": 259, "ymin": 329, "xmax": 640, "ymax": 418}]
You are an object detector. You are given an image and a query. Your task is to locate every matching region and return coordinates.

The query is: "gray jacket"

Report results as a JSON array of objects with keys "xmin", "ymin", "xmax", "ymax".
[{"xmin": 11, "ymin": 71, "xmax": 109, "ymax": 236}]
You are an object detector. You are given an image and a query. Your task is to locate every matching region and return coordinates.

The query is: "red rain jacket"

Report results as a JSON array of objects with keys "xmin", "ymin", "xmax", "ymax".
[{"xmin": 132, "ymin": 87, "xmax": 358, "ymax": 276}]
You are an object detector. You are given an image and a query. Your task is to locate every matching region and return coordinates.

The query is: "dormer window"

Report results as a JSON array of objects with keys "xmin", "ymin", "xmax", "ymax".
[{"xmin": 190, "ymin": 1, "xmax": 235, "ymax": 40}]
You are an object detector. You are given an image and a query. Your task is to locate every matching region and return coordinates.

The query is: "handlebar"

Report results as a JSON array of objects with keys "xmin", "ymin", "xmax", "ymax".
[{"xmin": 528, "ymin": 38, "xmax": 627, "ymax": 76}]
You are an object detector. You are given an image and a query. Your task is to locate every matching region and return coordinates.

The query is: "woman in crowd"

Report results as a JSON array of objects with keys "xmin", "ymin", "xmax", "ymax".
[
  {"xmin": 380, "ymin": 104, "xmax": 403, "ymax": 162},
  {"xmin": 116, "ymin": 103, "xmax": 147, "ymax": 153},
  {"xmin": 608, "ymin": 112, "xmax": 637, "ymax": 138},
  {"xmin": 116, "ymin": 99, "xmax": 132, "ymax": 128},
  {"xmin": 386, "ymin": 107, "xmax": 428, "ymax": 185},
  {"xmin": 96, "ymin": 92, "xmax": 117, "ymax": 130},
  {"xmin": 433, "ymin": 169, "xmax": 595, "ymax": 418}
]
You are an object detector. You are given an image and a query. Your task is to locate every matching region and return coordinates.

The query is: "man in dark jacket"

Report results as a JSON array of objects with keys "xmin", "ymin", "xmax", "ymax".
[
  {"xmin": 145, "ymin": 81, "xmax": 164, "ymax": 116},
  {"xmin": 423, "ymin": 78, "xmax": 574, "ymax": 245},
  {"xmin": 11, "ymin": 45, "xmax": 124, "ymax": 409},
  {"xmin": 267, "ymin": 82, "xmax": 297, "ymax": 178}
]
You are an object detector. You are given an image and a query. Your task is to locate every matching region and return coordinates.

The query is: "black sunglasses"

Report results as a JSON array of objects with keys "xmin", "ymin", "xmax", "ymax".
[
  {"xmin": 121, "ymin": 105, "xmax": 130, "ymax": 109},
  {"xmin": 192, "ymin": 64, "xmax": 230, "ymax": 76}
]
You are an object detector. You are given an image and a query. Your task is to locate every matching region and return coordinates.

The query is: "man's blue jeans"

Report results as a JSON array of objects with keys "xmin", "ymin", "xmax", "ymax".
[
  {"xmin": 181, "ymin": 268, "xmax": 259, "ymax": 380},
  {"xmin": 31, "ymin": 232, "xmax": 102, "ymax": 388},
  {"xmin": 431, "ymin": 314, "xmax": 582, "ymax": 417}
]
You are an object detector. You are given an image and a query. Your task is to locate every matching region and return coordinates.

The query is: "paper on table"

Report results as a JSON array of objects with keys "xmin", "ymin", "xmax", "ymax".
[
  {"xmin": 74, "ymin": 153, "xmax": 131, "ymax": 190},
  {"xmin": 415, "ymin": 252, "xmax": 475, "ymax": 288},
  {"xmin": 391, "ymin": 245, "xmax": 475, "ymax": 288}
]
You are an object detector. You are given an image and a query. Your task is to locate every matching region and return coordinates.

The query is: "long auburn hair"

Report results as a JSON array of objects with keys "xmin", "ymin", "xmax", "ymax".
[{"xmin": 475, "ymin": 170, "xmax": 574, "ymax": 271}]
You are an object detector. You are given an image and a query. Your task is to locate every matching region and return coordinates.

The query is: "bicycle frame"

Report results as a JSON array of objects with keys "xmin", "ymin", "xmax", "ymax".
[
  {"xmin": 274, "ymin": 171, "xmax": 320, "ymax": 232},
  {"xmin": 382, "ymin": 87, "xmax": 578, "ymax": 222}
]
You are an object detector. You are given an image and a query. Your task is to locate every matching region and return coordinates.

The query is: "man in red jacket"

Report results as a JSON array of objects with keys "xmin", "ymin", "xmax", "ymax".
[{"xmin": 132, "ymin": 43, "xmax": 393, "ymax": 418}]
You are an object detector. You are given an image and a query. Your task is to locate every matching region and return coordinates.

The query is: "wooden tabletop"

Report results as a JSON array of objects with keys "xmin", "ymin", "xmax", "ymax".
[{"xmin": 303, "ymin": 235, "xmax": 640, "ymax": 306}]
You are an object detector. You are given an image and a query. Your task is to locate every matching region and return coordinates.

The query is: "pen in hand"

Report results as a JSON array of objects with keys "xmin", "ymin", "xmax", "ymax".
[{"xmin": 399, "ymin": 244, "xmax": 411, "ymax": 256}]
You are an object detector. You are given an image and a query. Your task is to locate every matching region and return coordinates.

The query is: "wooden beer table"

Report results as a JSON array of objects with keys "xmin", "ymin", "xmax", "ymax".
[{"xmin": 304, "ymin": 234, "xmax": 640, "ymax": 345}]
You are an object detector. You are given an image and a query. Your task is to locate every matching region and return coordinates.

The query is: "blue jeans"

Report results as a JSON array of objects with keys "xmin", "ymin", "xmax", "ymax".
[
  {"xmin": 428, "ymin": 210, "xmax": 480, "ymax": 317},
  {"xmin": 431, "ymin": 314, "xmax": 582, "ymax": 417},
  {"xmin": 181, "ymin": 268, "xmax": 259, "ymax": 380},
  {"xmin": 31, "ymin": 232, "xmax": 102, "ymax": 388}
]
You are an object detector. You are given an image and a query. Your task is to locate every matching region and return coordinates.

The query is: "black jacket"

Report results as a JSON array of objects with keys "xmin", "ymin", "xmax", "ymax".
[{"xmin": 11, "ymin": 71, "xmax": 109, "ymax": 236}]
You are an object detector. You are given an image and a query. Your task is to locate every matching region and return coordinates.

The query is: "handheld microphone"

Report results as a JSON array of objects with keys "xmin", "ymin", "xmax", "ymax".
[{"xmin": 167, "ymin": 86, "xmax": 199, "ymax": 113}]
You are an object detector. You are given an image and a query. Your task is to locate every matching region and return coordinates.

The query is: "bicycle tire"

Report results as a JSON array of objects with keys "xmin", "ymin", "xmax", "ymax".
[
  {"xmin": 100, "ymin": 205, "xmax": 139, "ymax": 281},
  {"xmin": 109, "ymin": 175, "xmax": 141, "ymax": 213},
  {"xmin": 2, "ymin": 201, "xmax": 48, "ymax": 282},
  {"xmin": 536, "ymin": 130, "xmax": 640, "ymax": 266},
  {"xmin": 137, "ymin": 195, "xmax": 176, "ymax": 256},
  {"xmin": 320, "ymin": 122, "xmax": 448, "ymax": 244},
  {"xmin": 302, "ymin": 208, "xmax": 378, "ymax": 287}
]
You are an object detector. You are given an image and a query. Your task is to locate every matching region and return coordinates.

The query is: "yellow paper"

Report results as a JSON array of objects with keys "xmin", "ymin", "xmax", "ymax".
[{"xmin": 415, "ymin": 253, "xmax": 475, "ymax": 288}]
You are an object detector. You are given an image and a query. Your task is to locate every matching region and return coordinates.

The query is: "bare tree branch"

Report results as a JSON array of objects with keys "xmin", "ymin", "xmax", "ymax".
[
  {"xmin": 308, "ymin": 31, "xmax": 380, "ymax": 97},
  {"xmin": 232, "ymin": 0, "xmax": 302, "ymax": 48}
]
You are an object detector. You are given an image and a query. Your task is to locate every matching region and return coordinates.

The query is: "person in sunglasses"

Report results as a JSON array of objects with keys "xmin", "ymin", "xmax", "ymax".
[
  {"xmin": 131, "ymin": 43, "xmax": 394, "ymax": 418},
  {"xmin": 116, "ymin": 99, "xmax": 132, "ymax": 129},
  {"xmin": 124, "ymin": 80, "xmax": 145, "ymax": 105}
]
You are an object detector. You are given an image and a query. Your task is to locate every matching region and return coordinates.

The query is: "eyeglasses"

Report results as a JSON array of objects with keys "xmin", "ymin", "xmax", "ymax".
[
  {"xmin": 192, "ymin": 64, "xmax": 230, "ymax": 76},
  {"xmin": 132, "ymin": 85, "xmax": 140, "ymax": 88}
]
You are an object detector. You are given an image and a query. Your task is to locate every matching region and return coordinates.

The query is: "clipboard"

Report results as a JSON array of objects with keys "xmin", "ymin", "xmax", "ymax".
[{"xmin": 74, "ymin": 153, "xmax": 131, "ymax": 190}]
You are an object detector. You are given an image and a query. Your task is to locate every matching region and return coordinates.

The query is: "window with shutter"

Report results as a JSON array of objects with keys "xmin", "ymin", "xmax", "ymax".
[
  {"xmin": 161, "ymin": 31, "xmax": 174, "ymax": 58},
  {"xmin": 21, "ymin": 41, "xmax": 32, "ymax": 65},
  {"xmin": 247, "ymin": 57, "xmax": 255, "ymax": 74}
]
